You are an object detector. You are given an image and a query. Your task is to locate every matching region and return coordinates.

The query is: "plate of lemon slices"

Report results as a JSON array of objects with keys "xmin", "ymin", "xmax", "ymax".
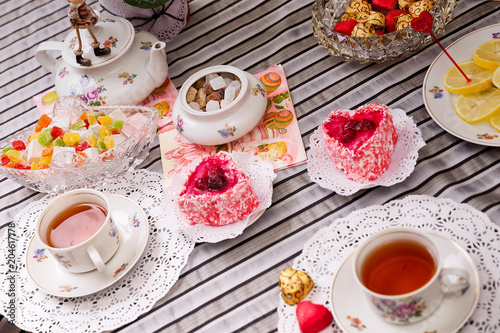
[{"xmin": 423, "ymin": 23, "xmax": 500, "ymax": 146}]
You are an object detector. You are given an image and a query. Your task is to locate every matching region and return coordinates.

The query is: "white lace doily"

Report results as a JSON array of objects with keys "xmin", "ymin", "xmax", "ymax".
[
  {"xmin": 277, "ymin": 195, "xmax": 499, "ymax": 333},
  {"xmin": 99, "ymin": 0, "xmax": 189, "ymax": 43},
  {"xmin": 307, "ymin": 109, "xmax": 426, "ymax": 196},
  {"xmin": 163, "ymin": 152, "xmax": 276, "ymax": 243},
  {"xmin": 0, "ymin": 170, "xmax": 195, "ymax": 333}
]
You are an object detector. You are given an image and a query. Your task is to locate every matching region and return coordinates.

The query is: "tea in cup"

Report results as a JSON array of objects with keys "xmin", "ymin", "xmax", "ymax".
[
  {"xmin": 35, "ymin": 189, "xmax": 120, "ymax": 273},
  {"xmin": 352, "ymin": 227, "xmax": 469, "ymax": 324}
]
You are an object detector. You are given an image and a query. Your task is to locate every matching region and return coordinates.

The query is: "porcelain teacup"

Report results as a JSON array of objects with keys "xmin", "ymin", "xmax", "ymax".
[
  {"xmin": 352, "ymin": 227, "xmax": 470, "ymax": 324},
  {"xmin": 35, "ymin": 189, "xmax": 120, "ymax": 273}
]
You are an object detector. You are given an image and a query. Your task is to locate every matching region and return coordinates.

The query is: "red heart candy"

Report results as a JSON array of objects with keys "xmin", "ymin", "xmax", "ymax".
[
  {"xmin": 411, "ymin": 11, "xmax": 433, "ymax": 34},
  {"xmin": 296, "ymin": 301, "xmax": 333, "ymax": 333}
]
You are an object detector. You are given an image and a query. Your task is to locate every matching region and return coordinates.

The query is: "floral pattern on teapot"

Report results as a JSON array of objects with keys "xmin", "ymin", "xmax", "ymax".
[{"xmin": 70, "ymin": 74, "xmax": 107, "ymax": 106}]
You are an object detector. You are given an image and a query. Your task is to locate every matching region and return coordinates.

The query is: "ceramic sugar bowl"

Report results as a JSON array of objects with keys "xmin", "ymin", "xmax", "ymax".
[
  {"xmin": 172, "ymin": 65, "xmax": 268, "ymax": 145},
  {"xmin": 35, "ymin": 16, "xmax": 168, "ymax": 106}
]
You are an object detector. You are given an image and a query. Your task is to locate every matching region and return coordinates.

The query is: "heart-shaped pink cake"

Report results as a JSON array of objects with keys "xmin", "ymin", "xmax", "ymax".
[
  {"xmin": 321, "ymin": 103, "xmax": 398, "ymax": 183},
  {"xmin": 178, "ymin": 153, "xmax": 259, "ymax": 226}
]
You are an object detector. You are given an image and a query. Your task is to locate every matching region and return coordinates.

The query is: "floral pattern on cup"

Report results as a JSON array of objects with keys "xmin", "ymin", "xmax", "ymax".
[
  {"xmin": 113, "ymin": 263, "xmax": 128, "ymax": 278},
  {"xmin": 59, "ymin": 285, "xmax": 78, "ymax": 292},
  {"xmin": 118, "ymin": 72, "xmax": 137, "ymax": 85},
  {"xmin": 429, "ymin": 86, "xmax": 444, "ymax": 99},
  {"xmin": 103, "ymin": 36, "xmax": 118, "ymax": 49},
  {"xmin": 58, "ymin": 67, "xmax": 68, "ymax": 79},
  {"xmin": 68, "ymin": 36, "xmax": 78, "ymax": 50},
  {"xmin": 492, "ymin": 32, "xmax": 500, "ymax": 39},
  {"xmin": 140, "ymin": 41, "xmax": 153, "ymax": 51},
  {"xmin": 54, "ymin": 253, "xmax": 72, "ymax": 269},
  {"xmin": 131, "ymin": 212, "xmax": 140, "ymax": 228},
  {"xmin": 33, "ymin": 249, "xmax": 48, "ymax": 262},
  {"xmin": 176, "ymin": 115, "xmax": 184, "ymax": 133},
  {"xmin": 100, "ymin": 18, "xmax": 115, "ymax": 23},
  {"xmin": 71, "ymin": 75, "xmax": 107, "ymax": 106},
  {"xmin": 347, "ymin": 316, "xmax": 366, "ymax": 331},
  {"xmin": 252, "ymin": 84, "xmax": 266, "ymax": 98},
  {"xmin": 477, "ymin": 133, "xmax": 499, "ymax": 140},
  {"xmin": 218, "ymin": 123, "xmax": 236, "ymax": 138},
  {"xmin": 373, "ymin": 297, "xmax": 427, "ymax": 323}
]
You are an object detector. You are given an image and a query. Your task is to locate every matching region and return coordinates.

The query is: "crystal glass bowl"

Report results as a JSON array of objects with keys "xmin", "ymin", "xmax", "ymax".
[
  {"xmin": 312, "ymin": 0, "xmax": 457, "ymax": 63},
  {"xmin": 0, "ymin": 97, "xmax": 158, "ymax": 194}
]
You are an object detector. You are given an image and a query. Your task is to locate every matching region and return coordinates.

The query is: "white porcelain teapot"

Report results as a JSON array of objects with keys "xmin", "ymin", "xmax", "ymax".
[{"xmin": 35, "ymin": 16, "xmax": 168, "ymax": 106}]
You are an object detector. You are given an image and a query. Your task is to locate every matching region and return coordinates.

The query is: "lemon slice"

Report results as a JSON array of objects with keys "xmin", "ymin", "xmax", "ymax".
[
  {"xmin": 443, "ymin": 61, "xmax": 493, "ymax": 94},
  {"xmin": 490, "ymin": 116, "xmax": 500, "ymax": 132},
  {"xmin": 455, "ymin": 88, "xmax": 500, "ymax": 123},
  {"xmin": 492, "ymin": 67, "xmax": 500, "ymax": 89},
  {"xmin": 473, "ymin": 39, "xmax": 500, "ymax": 70}
]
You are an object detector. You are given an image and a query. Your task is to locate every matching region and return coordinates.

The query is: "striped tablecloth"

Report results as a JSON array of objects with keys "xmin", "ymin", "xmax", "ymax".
[{"xmin": 1, "ymin": 0, "xmax": 499, "ymax": 332}]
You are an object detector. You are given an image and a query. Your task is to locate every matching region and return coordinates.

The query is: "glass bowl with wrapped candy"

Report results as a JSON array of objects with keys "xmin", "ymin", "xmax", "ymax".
[
  {"xmin": 0, "ymin": 97, "xmax": 158, "ymax": 194},
  {"xmin": 312, "ymin": 0, "xmax": 457, "ymax": 63}
]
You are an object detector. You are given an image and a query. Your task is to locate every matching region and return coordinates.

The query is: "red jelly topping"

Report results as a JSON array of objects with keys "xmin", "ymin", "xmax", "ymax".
[
  {"xmin": 324, "ymin": 112, "xmax": 382, "ymax": 151},
  {"xmin": 183, "ymin": 157, "xmax": 237, "ymax": 195}
]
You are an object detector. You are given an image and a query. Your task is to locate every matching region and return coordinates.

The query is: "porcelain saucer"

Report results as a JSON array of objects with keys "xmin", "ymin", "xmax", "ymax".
[
  {"xmin": 26, "ymin": 194, "xmax": 150, "ymax": 298},
  {"xmin": 331, "ymin": 233, "xmax": 479, "ymax": 333}
]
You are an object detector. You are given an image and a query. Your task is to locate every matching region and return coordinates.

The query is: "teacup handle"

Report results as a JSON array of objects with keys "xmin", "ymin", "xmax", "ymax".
[
  {"xmin": 440, "ymin": 268, "xmax": 470, "ymax": 296},
  {"xmin": 87, "ymin": 245, "xmax": 106, "ymax": 272}
]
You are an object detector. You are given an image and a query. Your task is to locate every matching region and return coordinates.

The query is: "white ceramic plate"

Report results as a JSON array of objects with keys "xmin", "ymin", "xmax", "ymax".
[
  {"xmin": 26, "ymin": 194, "xmax": 149, "ymax": 298},
  {"xmin": 331, "ymin": 233, "xmax": 480, "ymax": 333},
  {"xmin": 423, "ymin": 24, "xmax": 500, "ymax": 146}
]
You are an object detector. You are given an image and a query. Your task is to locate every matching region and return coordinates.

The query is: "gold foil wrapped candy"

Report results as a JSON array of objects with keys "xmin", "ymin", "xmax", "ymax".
[
  {"xmin": 345, "ymin": 0, "xmax": 372, "ymax": 14},
  {"xmin": 279, "ymin": 268, "xmax": 314, "ymax": 305},
  {"xmin": 351, "ymin": 22, "xmax": 377, "ymax": 37},
  {"xmin": 357, "ymin": 10, "xmax": 386, "ymax": 28},
  {"xmin": 398, "ymin": 0, "xmax": 416, "ymax": 11},
  {"xmin": 409, "ymin": 0, "xmax": 436, "ymax": 17},
  {"xmin": 395, "ymin": 13, "xmax": 414, "ymax": 30},
  {"xmin": 341, "ymin": 12, "xmax": 359, "ymax": 21}
]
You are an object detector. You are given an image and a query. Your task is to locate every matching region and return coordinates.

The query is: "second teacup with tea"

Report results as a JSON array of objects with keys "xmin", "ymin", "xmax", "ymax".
[
  {"xmin": 35, "ymin": 189, "xmax": 120, "ymax": 273},
  {"xmin": 352, "ymin": 227, "xmax": 470, "ymax": 324}
]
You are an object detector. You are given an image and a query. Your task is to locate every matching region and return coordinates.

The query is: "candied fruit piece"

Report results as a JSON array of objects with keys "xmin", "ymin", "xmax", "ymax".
[
  {"xmin": 71, "ymin": 119, "xmax": 86, "ymax": 130},
  {"xmin": 96, "ymin": 139, "xmax": 107, "ymax": 153},
  {"xmin": 86, "ymin": 112, "xmax": 97, "ymax": 125},
  {"xmin": 28, "ymin": 132, "xmax": 42, "ymax": 143},
  {"xmin": 42, "ymin": 147, "xmax": 54, "ymax": 157},
  {"xmin": 2, "ymin": 147, "xmax": 14, "ymax": 154},
  {"xmin": 38, "ymin": 132, "xmax": 53, "ymax": 146},
  {"xmin": 81, "ymin": 141, "xmax": 90, "ymax": 151},
  {"xmin": 53, "ymin": 137, "xmax": 66, "ymax": 147},
  {"xmin": 86, "ymin": 134, "xmax": 98, "ymax": 147},
  {"xmin": 35, "ymin": 114, "xmax": 52, "ymax": 132},
  {"xmin": 98, "ymin": 116, "xmax": 112, "ymax": 126},
  {"xmin": 6, "ymin": 150, "xmax": 23, "ymax": 163},
  {"xmin": 63, "ymin": 132, "xmax": 81, "ymax": 146},
  {"xmin": 110, "ymin": 120, "xmax": 124, "ymax": 129},
  {"xmin": 1, "ymin": 155, "xmax": 11, "ymax": 166},
  {"xmin": 51, "ymin": 126, "xmax": 64, "ymax": 139},
  {"xmin": 4, "ymin": 162, "xmax": 15, "ymax": 168},
  {"xmin": 98, "ymin": 126, "xmax": 112, "ymax": 140},
  {"xmin": 39, "ymin": 156, "xmax": 52, "ymax": 165},
  {"xmin": 103, "ymin": 136, "xmax": 114, "ymax": 150},
  {"xmin": 14, "ymin": 163, "xmax": 30, "ymax": 170},
  {"xmin": 31, "ymin": 162, "xmax": 49, "ymax": 170},
  {"xmin": 12, "ymin": 140, "xmax": 26, "ymax": 151}
]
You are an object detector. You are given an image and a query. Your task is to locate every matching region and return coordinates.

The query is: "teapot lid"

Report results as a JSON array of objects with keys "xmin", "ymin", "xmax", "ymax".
[{"xmin": 62, "ymin": 16, "xmax": 134, "ymax": 68}]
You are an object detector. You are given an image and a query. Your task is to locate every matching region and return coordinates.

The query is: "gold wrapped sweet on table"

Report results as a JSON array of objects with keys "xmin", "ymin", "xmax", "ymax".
[
  {"xmin": 345, "ymin": 0, "xmax": 372, "ymax": 14},
  {"xmin": 395, "ymin": 13, "xmax": 414, "ymax": 30},
  {"xmin": 409, "ymin": 0, "xmax": 436, "ymax": 17},
  {"xmin": 357, "ymin": 10, "xmax": 386, "ymax": 28},
  {"xmin": 398, "ymin": 0, "xmax": 416, "ymax": 11},
  {"xmin": 351, "ymin": 22, "xmax": 377, "ymax": 37},
  {"xmin": 279, "ymin": 268, "xmax": 314, "ymax": 305},
  {"xmin": 341, "ymin": 12, "xmax": 359, "ymax": 21}
]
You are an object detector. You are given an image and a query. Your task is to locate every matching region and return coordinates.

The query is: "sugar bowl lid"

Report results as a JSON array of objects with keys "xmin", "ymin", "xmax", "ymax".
[{"xmin": 62, "ymin": 16, "xmax": 135, "ymax": 68}]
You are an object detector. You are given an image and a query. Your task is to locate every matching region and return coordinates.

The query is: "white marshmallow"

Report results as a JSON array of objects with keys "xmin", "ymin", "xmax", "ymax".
[
  {"xmin": 82, "ymin": 147, "xmax": 99, "ymax": 159},
  {"xmin": 224, "ymin": 87, "xmax": 236, "ymax": 103},
  {"xmin": 227, "ymin": 80, "xmax": 241, "ymax": 91},
  {"xmin": 27, "ymin": 140, "xmax": 44, "ymax": 164},
  {"xmin": 205, "ymin": 73, "xmax": 218, "ymax": 83},
  {"xmin": 50, "ymin": 116, "xmax": 71, "ymax": 131},
  {"xmin": 109, "ymin": 110, "xmax": 127, "ymax": 122},
  {"xmin": 188, "ymin": 102, "xmax": 201, "ymax": 111},
  {"xmin": 220, "ymin": 100, "xmax": 231, "ymax": 108},
  {"xmin": 52, "ymin": 146, "xmax": 77, "ymax": 166}
]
